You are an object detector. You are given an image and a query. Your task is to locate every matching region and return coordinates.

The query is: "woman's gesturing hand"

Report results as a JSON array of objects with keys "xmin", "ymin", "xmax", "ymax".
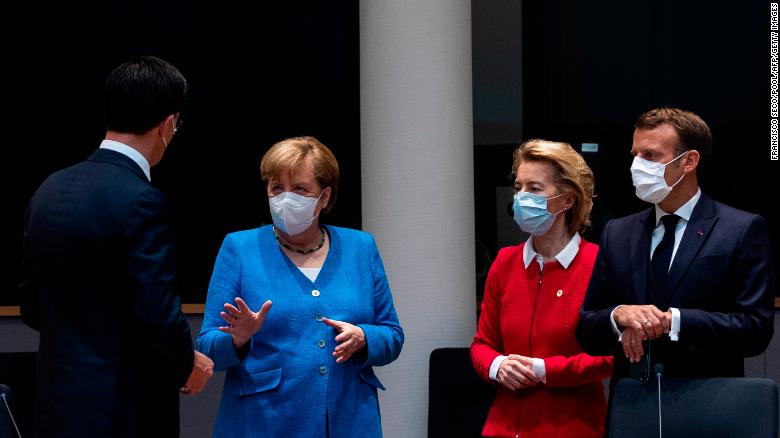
[
  {"xmin": 322, "ymin": 318, "xmax": 366, "ymax": 363},
  {"xmin": 219, "ymin": 297, "xmax": 273, "ymax": 348}
]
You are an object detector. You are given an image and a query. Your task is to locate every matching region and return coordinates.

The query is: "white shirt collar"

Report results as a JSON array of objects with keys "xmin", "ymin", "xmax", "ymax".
[
  {"xmin": 654, "ymin": 187, "xmax": 701, "ymax": 225},
  {"xmin": 523, "ymin": 233, "xmax": 581, "ymax": 269},
  {"xmin": 99, "ymin": 139, "xmax": 151, "ymax": 181}
]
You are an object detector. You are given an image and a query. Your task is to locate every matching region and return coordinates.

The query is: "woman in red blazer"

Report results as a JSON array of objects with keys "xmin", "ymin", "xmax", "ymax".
[{"xmin": 471, "ymin": 139, "xmax": 613, "ymax": 437}]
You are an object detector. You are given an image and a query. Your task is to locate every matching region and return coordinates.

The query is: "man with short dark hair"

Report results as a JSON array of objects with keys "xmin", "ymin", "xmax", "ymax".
[
  {"xmin": 20, "ymin": 56, "xmax": 213, "ymax": 437},
  {"xmin": 576, "ymin": 107, "xmax": 774, "ymax": 382}
]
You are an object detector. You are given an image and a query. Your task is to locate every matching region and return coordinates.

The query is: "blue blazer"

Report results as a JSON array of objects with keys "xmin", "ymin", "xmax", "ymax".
[
  {"xmin": 197, "ymin": 225, "xmax": 404, "ymax": 438},
  {"xmin": 576, "ymin": 193, "xmax": 775, "ymax": 379}
]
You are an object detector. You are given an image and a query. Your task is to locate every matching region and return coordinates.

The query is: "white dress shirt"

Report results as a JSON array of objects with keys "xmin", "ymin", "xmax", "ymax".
[
  {"xmin": 99, "ymin": 139, "xmax": 151, "ymax": 181},
  {"xmin": 610, "ymin": 188, "xmax": 702, "ymax": 342}
]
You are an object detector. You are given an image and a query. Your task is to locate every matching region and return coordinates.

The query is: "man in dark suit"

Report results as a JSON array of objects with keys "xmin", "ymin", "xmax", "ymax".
[
  {"xmin": 576, "ymin": 108, "xmax": 775, "ymax": 381},
  {"xmin": 20, "ymin": 56, "xmax": 213, "ymax": 437}
]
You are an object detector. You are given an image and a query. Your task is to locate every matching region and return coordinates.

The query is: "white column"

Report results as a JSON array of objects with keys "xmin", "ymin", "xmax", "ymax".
[{"xmin": 360, "ymin": 2, "xmax": 475, "ymax": 437}]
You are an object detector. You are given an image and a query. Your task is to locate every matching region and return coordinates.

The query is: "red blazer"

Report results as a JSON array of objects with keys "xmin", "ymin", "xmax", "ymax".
[{"xmin": 471, "ymin": 238, "xmax": 613, "ymax": 437}]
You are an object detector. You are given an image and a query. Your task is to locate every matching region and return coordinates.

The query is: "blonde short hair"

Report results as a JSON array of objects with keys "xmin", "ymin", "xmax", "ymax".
[
  {"xmin": 260, "ymin": 136, "xmax": 340, "ymax": 212},
  {"xmin": 512, "ymin": 139, "xmax": 595, "ymax": 235}
]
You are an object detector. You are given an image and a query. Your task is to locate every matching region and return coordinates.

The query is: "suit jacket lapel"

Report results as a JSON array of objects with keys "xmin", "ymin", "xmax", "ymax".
[
  {"xmin": 665, "ymin": 194, "xmax": 718, "ymax": 299},
  {"xmin": 631, "ymin": 208, "xmax": 655, "ymax": 304}
]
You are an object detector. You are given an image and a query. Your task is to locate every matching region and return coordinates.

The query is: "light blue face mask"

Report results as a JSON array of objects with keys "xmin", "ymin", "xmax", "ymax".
[{"xmin": 512, "ymin": 192, "xmax": 567, "ymax": 236}]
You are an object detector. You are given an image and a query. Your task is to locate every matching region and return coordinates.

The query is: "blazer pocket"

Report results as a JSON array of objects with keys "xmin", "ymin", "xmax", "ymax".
[
  {"xmin": 238, "ymin": 367, "xmax": 282, "ymax": 396},
  {"xmin": 358, "ymin": 367, "xmax": 386, "ymax": 391}
]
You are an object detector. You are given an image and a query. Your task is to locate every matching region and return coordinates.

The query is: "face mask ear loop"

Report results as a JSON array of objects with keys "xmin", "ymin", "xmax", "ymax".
[
  {"xmin": 667, "ymin": 151, "xmax": 689, "ymax": 189},
  {"xmin": 547, "ymin": 192, "xmax": 569, "ymax": 215}
]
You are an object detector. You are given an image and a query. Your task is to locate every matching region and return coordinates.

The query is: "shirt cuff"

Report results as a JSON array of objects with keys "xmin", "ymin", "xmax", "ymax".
[
  {"xmin": 489, "ymin": 355, "xmax": 508, "ymax": 381},
  {"xmin": 610, "ymin": 305, "xmax": 625, "ymax": 341},
  {"xmin": 532, "ymin": 358, "xmax": 547, "ymax": 384},
  {"xmin": 669, "ymin": 307, "xmax": 680, "ymax": 341}
]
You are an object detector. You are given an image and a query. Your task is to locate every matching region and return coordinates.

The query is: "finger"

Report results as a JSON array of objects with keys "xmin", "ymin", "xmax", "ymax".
[
  {"xmin": 218, "ymin": 326, "xmax": 235, "ymax": 334},
  {"xmin": 257, "ymin": 300, "xmax": 272, "ymax": 321},
  {"xmin": 188, "ymin": 382, "xmax": 205, "ymax": 395},
  {"xmin": 516, "ymin": 364, "xmax": 540, "ymax": 384},
  {"xmin": 622, "ymin": 337, "xmax": 632, "ymax": 361},
  {"xmin": 234, "ymin": 297, "xmax": 251, "ymax": 313},
  {"xmin": 506, "ymin": 354, "xmax": 533, "ymax": 367},
  {"xmin": 223, "ymin": 303, "xmax": 240, "ymax": 317},
  {"xmin": 187, "ymin": 378, "xmax": 204, "ymax": 394},
  {"xmin": 220, "ymin": 312, "xmax": 237, "ymax": 325},
  {"xmin": 640, "ymin": 315, "xmax": 658, "ymax": 340},
  {"xmin": 629, "ymin": 329, "xmax": 645, "ymax": 362},
  {"xmin": 497, "ymin": 369, "xmax": 520, "ymax": 391},
  {"xmin": 624, "ymin": 330, "xmax": 640, "ymax": 363},
  {"xmin": 321, "ymin": 317, "xmax": 343, "ymax": 329},
  {"xmin": 502, "ymin": 362, "xmax": 525, "ymax": 382},
  {"xmin": 626, "ymin": 329, "xmax": 639, "ymax": 362},
  {"xmin": 335, "ymin": 330, "xmax": 353, "ymax": 343},
  {"xmin": 662, "ymin": 311, "xmax": 673, "ymax": 333},
  {"xmin": 335, "ymin": 337, "xmax": 355, "ymax": 353},
  {"xmin": 509, "ymin": 361, "xmax": 540, "ymax": 384},
  {"xmin": 515, "ymin": 373, "xmax": 533, "ymax": 387},
  {"xmin": 513, "ymin": 377, "xmax": 532, "ymax": 390},
  {"xmin": 646, "ymin": 314, "xmax": 664, "ymax": 339},
  {"xmin": 335, "ymin": 350, "xmax": 353, "ymax": 363}
]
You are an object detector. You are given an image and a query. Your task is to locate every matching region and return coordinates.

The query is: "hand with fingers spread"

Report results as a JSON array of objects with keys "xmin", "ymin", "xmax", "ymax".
[
  {"xmin": 219, "ymin": 297, "xmax": 273, "ymax": 349},
  {"xmin": 495, "ymin": 354, "xmax": 542, "ymax": 391},
  {"xmin": 322, "ymin": 317, "xmax": 366, "ymax": 363},
  {"xmin": 613, "ymin": 304, "xmax": 671, "ymax": 363}
]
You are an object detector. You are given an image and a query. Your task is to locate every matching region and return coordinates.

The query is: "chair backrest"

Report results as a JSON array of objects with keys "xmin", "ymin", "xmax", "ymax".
[
  {"xmin": 428, "ymin": 347, "xmax": 496, "ymax": 438},
  {"xmin": 609, "ymin": 377, "xmax": 779, "ymax": 438},
  {"xmin": 0, "ymin": 384, "xmax": 20, "ymax": 438},
  {"xmin": 0, "ymin": 352, "xmax": 37, "ymax": 437}
]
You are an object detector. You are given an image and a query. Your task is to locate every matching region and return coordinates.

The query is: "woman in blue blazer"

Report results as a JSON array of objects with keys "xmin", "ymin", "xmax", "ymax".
[{"xmin": 197, "ymin": 136, "xmax": 404, "ymax": 438}]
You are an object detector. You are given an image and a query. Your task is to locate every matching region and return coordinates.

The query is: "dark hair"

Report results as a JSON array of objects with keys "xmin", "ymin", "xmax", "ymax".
[
  {"xmin": 634, "ymin": 108, "xmax": 712, "ymax": 175},
  {"xmin": 104, "ymin": 56, "xmax": 187, "ymax": 135}
]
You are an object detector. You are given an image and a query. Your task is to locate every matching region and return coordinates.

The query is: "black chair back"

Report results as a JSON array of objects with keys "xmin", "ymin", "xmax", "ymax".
[
  {"xmin": 609, "ymin": 377, "xmax": 778, "ymax": 438},
  {"xmin": 0, "ymin": 352, "xmax": 36, "ymax": 437},
  {"xmin": 428, "ymin": 347, "xmax": 496, "ymax": 438},
  {"xmin": 0, "ymin": 384, "xmax": 20, "ymax": 438}
]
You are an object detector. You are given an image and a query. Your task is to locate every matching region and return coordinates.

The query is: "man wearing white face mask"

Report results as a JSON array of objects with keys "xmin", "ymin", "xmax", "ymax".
[{"xmin": 576, "ymin": 108, "xmax": 775, "ymax": 388}]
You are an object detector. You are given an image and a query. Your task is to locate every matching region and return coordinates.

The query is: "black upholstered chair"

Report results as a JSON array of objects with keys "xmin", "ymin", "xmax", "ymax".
[
  {"xmin": 428, "ymin": 347, "xmax": 496, "ymax": 438},
  {"xmin": 609, "ymin": 377, "xmax": 778, "ymax": 438},
  {"xmin": 0, "ymin": 352, "xmax": 36, "ymax": 438}
]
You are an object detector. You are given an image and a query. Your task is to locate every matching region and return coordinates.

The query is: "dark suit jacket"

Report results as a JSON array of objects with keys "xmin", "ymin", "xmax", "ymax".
[
  {"xmin": 20, "ymin": 148, "xmax": 194, "ymax": 437},
  {"xmin": 576, "ymin": 193, "xmax": 775, "ymax": 380}
]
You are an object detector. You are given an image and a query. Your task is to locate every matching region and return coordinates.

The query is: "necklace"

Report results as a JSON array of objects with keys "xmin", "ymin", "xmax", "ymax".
[{"xmin": 273, "ymin": 226, "xmax": 326, "ymax": 255}]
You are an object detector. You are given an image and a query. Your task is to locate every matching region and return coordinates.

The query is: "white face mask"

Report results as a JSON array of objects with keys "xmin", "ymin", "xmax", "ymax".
[
  {"xmin": 630, "ymin": 152, "xmax": 687, "ymax": 204},
  {"xmin": 269, "ymin": 191, "xmax": 322, "ymax": 236}
]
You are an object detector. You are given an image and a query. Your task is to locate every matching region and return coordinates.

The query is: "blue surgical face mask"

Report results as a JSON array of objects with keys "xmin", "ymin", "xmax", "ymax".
[{"xmin": 512, "ymin": 192, "xmax": 567, "ymax": 236}]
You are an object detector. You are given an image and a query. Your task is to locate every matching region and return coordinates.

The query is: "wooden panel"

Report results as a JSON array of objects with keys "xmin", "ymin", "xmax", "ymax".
[{"xmin": 1, "ymin": 303, "xmax": 206, "ymax": 317}]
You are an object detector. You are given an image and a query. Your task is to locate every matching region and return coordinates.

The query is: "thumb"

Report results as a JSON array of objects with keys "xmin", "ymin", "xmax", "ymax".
[{"xmin": 257, "ymin": 300, "xmax": 272, "ymax": 321}]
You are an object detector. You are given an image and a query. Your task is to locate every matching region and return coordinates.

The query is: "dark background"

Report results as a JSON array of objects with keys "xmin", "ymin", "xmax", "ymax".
[
  {"xmin": 3, "ymin": 1, "xmax": 360, "ymax": 305},
  {"xmin": 5, "ymin": 1, "xmax": 779, "ymax": 306},
  {"xmin": 474, "ymin": 0, "xmax": 779, "ymax": 297}
]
